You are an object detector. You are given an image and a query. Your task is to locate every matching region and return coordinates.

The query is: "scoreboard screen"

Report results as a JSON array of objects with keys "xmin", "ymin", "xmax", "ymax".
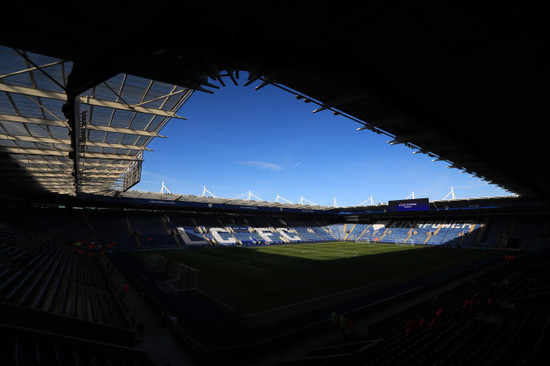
[{"xmin": 388, "ymin": 198, "xmax": 430, "ymax": 212}]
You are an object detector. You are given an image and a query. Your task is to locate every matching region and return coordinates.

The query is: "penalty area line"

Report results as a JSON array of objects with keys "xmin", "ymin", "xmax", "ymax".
[{"xmin": 197, "ymin": 289, "xmax": 240, "ymax": 314}]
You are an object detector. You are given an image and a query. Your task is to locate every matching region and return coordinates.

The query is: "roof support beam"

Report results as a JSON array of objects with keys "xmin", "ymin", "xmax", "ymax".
[
  {"xmin": 4, "ymin": 147, "xmax": 68, "ymax": 157},
  {"xmin": 12, "ymin": 159, "xmax": 130, "ymax": 169},
  {"xmin": 85, "ymin": 124, "xmax": 166, "ymax": 137},
  {"xmin": 132, "ymin": 88, "xmax": 187, "ymax": 107},
  {"xmin": 0, "ymin": 83, "xmax": 186, "ymax": 119},
  {"xmin": 79, "ymin": 152, "xmax": 143, "ymax": 161},
  {"xmin": 0, "ymin": 114, "xmax": 166, "ymax": 137},
  {"xmin": 63, "ymin": 91, "xmax": 80, "ymax": 195},
  {"xmin": 0, "ymin": 133, "xmax": 153, "ymax": 150},
  {"xmin": 40, "ymin": 181, "xmax": 113, "ymax": 187},
  {"xmin": 0, "ymin": 114, "xmax": 66, "ymax": 128},
  {"xmin": 3, "ymin": 146, "xmax": 143, "ymax": 161},
  {"xmin": 0, "ymin": 59, "xmax": 66, "ymax": 80},
  {"xmin": 2, "ymin": 166, "xmax": 126, "ymax": 175},
  {"xmin": 7, "ymin": 171, "xmax": 121, "ymax": 178}
]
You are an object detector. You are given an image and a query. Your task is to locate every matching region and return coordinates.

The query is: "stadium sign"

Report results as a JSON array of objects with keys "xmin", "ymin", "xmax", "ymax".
[{"xmin": 388, "ymin": 198, "xmax": 430, "ymax": 212}]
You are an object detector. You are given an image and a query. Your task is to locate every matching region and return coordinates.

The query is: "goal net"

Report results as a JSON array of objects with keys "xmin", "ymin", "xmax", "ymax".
[
  {"xmin": 145, "ymin": 253, "xmax": 166, "ymax": 272},
  {"xmin": 165, "ymin": 262, "xmax": 199, "ymax": 290}
]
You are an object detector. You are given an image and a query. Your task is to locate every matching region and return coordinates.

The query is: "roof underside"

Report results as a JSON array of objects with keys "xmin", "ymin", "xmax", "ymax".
[
  {"xmin": 1, "ymin": 3, "xmax": 549, "ymax": 201},
  {"xmin": 0, "ymin": 46, "xmax": 192, "ymax": 196}
]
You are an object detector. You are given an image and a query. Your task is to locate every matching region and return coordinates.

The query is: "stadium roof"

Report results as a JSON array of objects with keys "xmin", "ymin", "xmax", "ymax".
[
  {"xmin": 120, "ymin": 190, "xmax": 332, "ymax": 211},
  {"xmin": 1, "ymin": 3, "xmax": 550, "ymax": 202},
  {"xmin": 0, "ymin": 46, "xmax": 192, "ymax": 196}
]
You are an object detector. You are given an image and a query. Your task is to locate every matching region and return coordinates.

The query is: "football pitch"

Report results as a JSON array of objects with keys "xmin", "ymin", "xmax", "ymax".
[{"xmin": 158, "ymin": 242, "xmax": 496, "ymax": 323}]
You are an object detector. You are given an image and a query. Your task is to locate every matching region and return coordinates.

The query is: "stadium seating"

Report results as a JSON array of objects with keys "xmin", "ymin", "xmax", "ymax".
[
  {"xmin": 292, "ymin": 226, "xmax": 323, "ymax": 241},
  {"xmin": 177, "ymin": 227, "xmax": 210, "ymax": 245},
  {"xmin": 341, "ymin": 219, "xmax": 487, "ymax": 246},
  {"xmin": 1, "ymin": 324, "xmax": 155, "ymax": 366},
  {"xmin": 128, "ymin": 214, "xmax": 168, "ymax": 236},
  {"xmin": 354, "ymin": 221, "xmax": 391, "ymax": 243},
  {"xmin": 508, "ymin": 215, "xmax": 548, "ymax": 248},
  {"xmin": 343, "ymin": 223, "xmax": 369, "ymax": 241},
  {"xmin": 482, "ymin": 215, "xmax": 514, "ymax": 247},
  {"xmin": 0, "ymin": 241, "xmax": 129, "ymax": 329},
  {"xmin": 231, "ymin": 231, "xmax": 266, "ymax": 246},
  {"xmin": 168, "ymin": 215, "xmax": 343, "ymax": 246},
  {"xmin": 379, "ymin": 221, "xmax": 416, "ymax": 244},
  {"xmin": 287, "ymin": 248, "xmax": 550, "ymax": 366},
  {"xmin": 88, "ymin": 214, "xmax": 134, "ymax": 249},
  {"xmin": 312, "ymin": 225, "xmax": 338, "ymax": 241},
  {"xmin": 4, "ymin": 209, "xmax": 542, "ymax": 252},
  {"xmin": 2, "ymin": 206, "xmax": 550, "ymax": 365},
  {"xmin": 326, "ymin": 224, "xmax": 343, "ymax": 240}
]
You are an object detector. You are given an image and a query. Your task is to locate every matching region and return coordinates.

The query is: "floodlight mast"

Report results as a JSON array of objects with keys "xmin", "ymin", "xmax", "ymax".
[
  {"xmin": 443, "ymin": 187, "xmax": 456, "ymax": 200},
  {"xmin": 160, "ymin": 181, "xmax": 171, "ymax": 194},
  {"xmin": 275, "ymin": 193, "xmax": 293, "ymax": 204},
  {"xmin": 247, "ymin": 190, "xmax": 263, "ymax": 201},
  {"xmin": 359, "ymin": 195, "xmax": 374, "ymax": 206},
  {"xmin": 202, "ymin": 185, "xmax": 216, "ymax": 198},
  {"xmin": 300, "ymin": 196, "xmax": 317, "ymax": 206},
  {"xmin": 406, "ymin": 191, "xmax": 415, "ymax": 199}
]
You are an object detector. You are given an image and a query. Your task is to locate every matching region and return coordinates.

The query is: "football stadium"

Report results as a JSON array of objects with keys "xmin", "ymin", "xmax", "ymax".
[{"xmin": 1, "ymin": 4, "xmax": 550, "ymax": 366}]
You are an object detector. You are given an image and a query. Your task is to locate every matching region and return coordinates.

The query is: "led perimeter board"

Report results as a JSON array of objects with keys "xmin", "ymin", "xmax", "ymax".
[{"xmin": 388, "ymin": 198, "xmax": 430, "ymax": 212}]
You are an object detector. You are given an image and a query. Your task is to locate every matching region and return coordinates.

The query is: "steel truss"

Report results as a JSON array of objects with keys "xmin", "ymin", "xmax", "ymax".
[{"xmin": 0, "ymin": 46, "xmax": 193, "ymax": 196}]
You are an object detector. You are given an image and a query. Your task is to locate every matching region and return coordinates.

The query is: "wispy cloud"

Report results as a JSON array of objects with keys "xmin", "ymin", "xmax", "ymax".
[
  {"xmin": 291, "ymin": 158, "xmax": 307, "ymax": 169},
  {"xmin": 238, "ymin": 160, "xmax": 283, "ymax": 171},
  {"xmin": 290, "ymin": 146, "xmax": 322, "ymax": 169}
]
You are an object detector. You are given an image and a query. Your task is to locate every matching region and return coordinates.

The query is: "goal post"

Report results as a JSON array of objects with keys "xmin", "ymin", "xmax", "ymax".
[
  {"xmin": 142, "ymin": 253, "xmax": 199, "ymax": 291},
  {"xmin": 166, "ymin": 262, "xmax": 199, "ymax": 290},
  {"xmin": 145, "ymin": 253, "xmax": 166, "ymax": 272}
]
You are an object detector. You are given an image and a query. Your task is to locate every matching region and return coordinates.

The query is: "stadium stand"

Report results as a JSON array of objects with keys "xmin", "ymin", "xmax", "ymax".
[
  {"xmin": 278, "ymin": 247, "xmax": 550, "ymax": 366},
  {"xmin": 511, "ymin": 215, "xmax": 546, "ymax": 248},
  {"xmin": 4, "ymin": 4, "xmax": 550, "ymax": 365},
  {"xmin": 2, "ymin": 203, "xmax": 550, "ymax": 365},
  {"xmin": 4, "ymin": 208, "xmax": 542, "ymax": 254},
  {"xmin": 1, "ymin": 324, "xmax": 155, "ymax": 366},
  {"xmin": 0, "ymin": 239, "xmax": 129, "ymax": 328},
  {"xmin": 83, "ymin": 211, "xmax": 135, "ymax": 249},
  {"xmin": 333, "ymin": 219, "xmax": 487, "ymax": 247},
  {"xmin": 481, "ymin": 216, "xmax": 514, "ymax": 248}
]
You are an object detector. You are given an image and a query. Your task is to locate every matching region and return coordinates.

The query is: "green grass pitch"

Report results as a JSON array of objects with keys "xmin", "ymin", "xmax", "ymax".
[{"xmin": 158, "ymin": 242, "xmax": 495, "ymax": 323}]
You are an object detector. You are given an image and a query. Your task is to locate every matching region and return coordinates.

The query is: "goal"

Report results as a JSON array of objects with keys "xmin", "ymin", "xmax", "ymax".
[
  {"xmin": 142, "ymin": 252, "xmax": 199, "ymax": 291},
  {"xmin": 145, "ymin": 253, "xmax": 166, "ymax": 272},
  {"xmin": 165, "ymin": 262, "xmax": 199, "ymax": 290}
]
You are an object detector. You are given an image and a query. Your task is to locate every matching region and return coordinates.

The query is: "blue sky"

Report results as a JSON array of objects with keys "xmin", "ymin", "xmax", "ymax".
[{"xmin": 133, "ymin": 73, "xmax": 512, "ymax": 206}]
